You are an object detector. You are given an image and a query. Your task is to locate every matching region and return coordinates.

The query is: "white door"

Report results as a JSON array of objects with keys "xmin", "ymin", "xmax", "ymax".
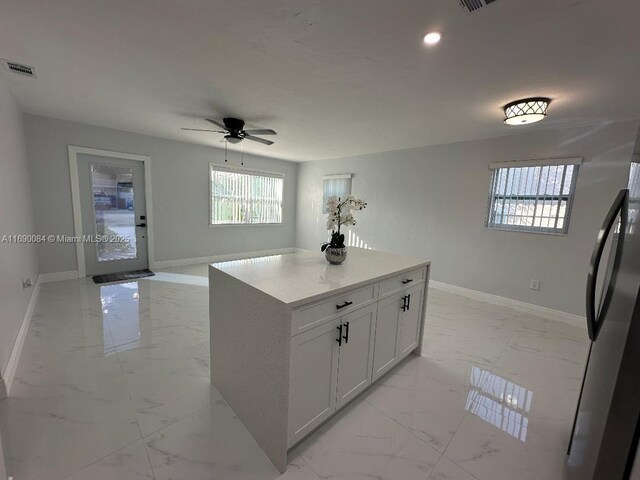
[
  {"xmin": 336, "ymin": 304, "xmax": 376, "ymax": 408},
  {"xmin": 372, "ymin": 292, "xmax": 403, "ymax": 381},
  {"xmin": 398, "ymin": 284, "xmax": 424, "ymax": 357},
  {"xmin": 77, "ymin": 154, "xmax": 148, "ymax": 276},
  {"xmin": 288, "ymin": 319, "xmax": 340, "ymax": 447}
]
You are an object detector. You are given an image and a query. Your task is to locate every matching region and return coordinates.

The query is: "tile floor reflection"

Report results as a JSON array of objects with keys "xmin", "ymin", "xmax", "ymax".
[
  {"xmin": 101, "ymin": 282, "xmax": 141, "ymax": 354},
  {"xmin": 465, "ymin": 366, "xmax": 532, "ymax": 442},
  {"xmin": 0, "ymin": 264, "xmax": 589, "ymax": 480}
]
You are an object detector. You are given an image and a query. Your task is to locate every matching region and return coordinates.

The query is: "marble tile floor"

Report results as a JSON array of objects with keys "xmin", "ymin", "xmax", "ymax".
[{"xmin": 0, "ymin": 264, "xmax": 590, "ymax": 480}]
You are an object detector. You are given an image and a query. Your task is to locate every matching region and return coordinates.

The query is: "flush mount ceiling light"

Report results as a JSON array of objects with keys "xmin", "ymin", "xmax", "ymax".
[
  {"xmin": 423, "ymin": 32, "xmax": 442, "ymax": 45},
  {"xmin": 503, "ymin": 97, "xmax": 551, "ymax": 125}
]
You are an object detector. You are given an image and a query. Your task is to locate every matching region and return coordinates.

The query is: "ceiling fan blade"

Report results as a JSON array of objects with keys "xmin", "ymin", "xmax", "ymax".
[
  {"xmin": 181, "ymin": 128, "xmax": 221, "ymax": 132},
  {"xmin": 243, "ymin": 129, "xmax": 277, "ymax": 135},
  {"xmin": 244, "ymin": 134, "xmax": 274, "ymax": 146},
  {"xmin": 206, "ymin": 118, "xmax": 228, "ymax": 130}
]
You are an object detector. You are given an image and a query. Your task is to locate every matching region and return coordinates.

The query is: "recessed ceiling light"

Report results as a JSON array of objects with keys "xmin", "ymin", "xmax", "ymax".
[
  {"xmin": 423, "ymin": 32, "xmax": 442, "ymax": 46},
  {"xmin": 503, "ymin": 97, "xmax": 551, "ymax": 125}
]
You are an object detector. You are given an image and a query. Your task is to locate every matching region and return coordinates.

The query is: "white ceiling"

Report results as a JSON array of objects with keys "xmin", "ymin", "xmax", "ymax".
[{"xmin": 1, "ymin": 0, "xmax": 639, "ymax": 162}]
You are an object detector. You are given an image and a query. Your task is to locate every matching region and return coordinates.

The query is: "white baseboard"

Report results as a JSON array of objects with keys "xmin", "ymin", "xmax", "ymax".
[
  {"xmin": 38, "ymin": 270, "xmax": 79, "ymax": 283},
  {"xmin": 152, "ymin": 247, "xmax": 302, "ymax": 269},
  {"xmin": 2, "ymin": 276, "xmax": 42, "ymax": 396},
  {"xmin": 429, "ymin": 280, "xmax": 586, "ymax": 329}
]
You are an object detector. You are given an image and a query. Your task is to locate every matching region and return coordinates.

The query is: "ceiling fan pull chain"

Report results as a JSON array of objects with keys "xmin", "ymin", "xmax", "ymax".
[
  {"xmin": 241, "ymin": 142, "xmax": 244, "ymax": 165},
  {"xmin": 225, "ymin": 139, "xmax": 228, "ymax": 162}
]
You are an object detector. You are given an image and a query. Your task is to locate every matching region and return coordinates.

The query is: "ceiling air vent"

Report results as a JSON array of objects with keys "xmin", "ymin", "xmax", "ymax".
[
  {"xmin": 2, "ymin": 60, "xmax": 37, "ymax": 78},
  {"xmin": 459, "ymin": 0, "xmax": 499, "ymax": 12}
]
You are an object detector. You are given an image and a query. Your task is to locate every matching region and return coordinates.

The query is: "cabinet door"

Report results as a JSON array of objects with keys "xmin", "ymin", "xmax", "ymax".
[
  {"xmin": 336, "ymin": 304, "xmax": 377, "ymax": 408},
  {"xmin": 288, "ymin": 319, "xmax": 340, "ymax": 447},
  {"xmin": 398, "ymin": 284, "xmax": 425, "ymax": 358},
  {"xmin": 372, "ymin": 292, "xmax": 403, "ymax": 381}
]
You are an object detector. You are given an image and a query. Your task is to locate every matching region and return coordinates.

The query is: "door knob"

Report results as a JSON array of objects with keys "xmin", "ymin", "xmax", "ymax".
[{"xmin": 136, "ymin": 223, "xmax": 147, "ymax": 228}]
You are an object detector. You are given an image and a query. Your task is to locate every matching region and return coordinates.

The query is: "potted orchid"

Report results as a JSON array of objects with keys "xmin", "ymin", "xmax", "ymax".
[{"xmin": 321, "ymin": 195, "xmax": 367, "ymax": 264}]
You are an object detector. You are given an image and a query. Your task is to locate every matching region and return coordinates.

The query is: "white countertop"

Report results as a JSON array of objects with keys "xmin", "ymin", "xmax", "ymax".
[{"xmin": 210, "ymin": 248, "xmax": 430, "ymax": 307}]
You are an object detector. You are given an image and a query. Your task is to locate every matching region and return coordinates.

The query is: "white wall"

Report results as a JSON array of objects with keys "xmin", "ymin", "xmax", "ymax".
[
  {"xmin": 24, "ymin": 114, "xmax": 298, "ymax": 274},
  {"xmin": 0, "ymin": 76, "xmax": 38, "ymax": 387},
  {"xmin": 296, "ymin": 120, "xmax": 640, "ymax": 316}
]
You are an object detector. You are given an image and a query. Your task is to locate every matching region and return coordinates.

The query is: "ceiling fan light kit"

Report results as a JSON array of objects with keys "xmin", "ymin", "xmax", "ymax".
[
  {"xmin": 503, "ymin": 97, "xmax": 551, "ymax": 125},
  {"xmin": 225, "ymin": 135, "xmax": 243, "ymax": 144}
]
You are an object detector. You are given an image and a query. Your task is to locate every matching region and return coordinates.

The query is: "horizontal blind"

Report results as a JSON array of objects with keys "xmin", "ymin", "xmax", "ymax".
[
  {"xmin": 210, "ymin": 165, "xmax": 284, "ymax": 224},
  {"xmin": 486, "ymin": 163, "xmax": 578, "ymax": 234},
  {"xmin": 489, "ymin": 157, "xmax": 582, "ymax": 170}
]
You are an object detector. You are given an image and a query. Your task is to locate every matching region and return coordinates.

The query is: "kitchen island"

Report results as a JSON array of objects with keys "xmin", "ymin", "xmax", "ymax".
[{"xmin": 209, "ymin": 248, "xmax": 430, "ymax": 472}]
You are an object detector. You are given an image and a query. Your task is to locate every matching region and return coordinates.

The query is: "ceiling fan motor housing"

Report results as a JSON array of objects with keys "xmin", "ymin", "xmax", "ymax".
[{"xmin": 223, "ymin": 117, "xmax": 245, "ymax": 133}]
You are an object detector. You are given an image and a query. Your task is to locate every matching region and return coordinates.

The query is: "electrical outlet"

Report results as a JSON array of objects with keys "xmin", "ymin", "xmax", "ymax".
[
  {"xmin": 22, "ymin": 277, "xmax": 33, "ymax": 288},
  {"xmin": 530, "ymin": 279, "xmax": 540, "ymax": 291}
]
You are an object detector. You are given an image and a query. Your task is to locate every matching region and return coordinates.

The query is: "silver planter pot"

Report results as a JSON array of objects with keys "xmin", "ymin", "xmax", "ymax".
[{"xmin": 325, "ymin": 246, "xmax": 347, "ymax": 265}]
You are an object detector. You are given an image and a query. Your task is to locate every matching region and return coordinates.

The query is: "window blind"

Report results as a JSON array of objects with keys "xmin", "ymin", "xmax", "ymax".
[
  {"xmin": 322, "ymin": 174, "xmax": 352, "ymax": 214},
  {"xmin": 210, "ymin": 164, "xmax": 284, "ymax": 225}
]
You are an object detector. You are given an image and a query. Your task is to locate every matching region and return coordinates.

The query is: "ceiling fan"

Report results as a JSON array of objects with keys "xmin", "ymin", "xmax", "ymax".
[{"xmin": 181, "ymin": 117, "xmax": 276, "ymax": 145}]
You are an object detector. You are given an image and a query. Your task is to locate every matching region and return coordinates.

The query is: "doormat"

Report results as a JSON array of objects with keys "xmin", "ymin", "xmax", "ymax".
[{"xmin": 92, "ymin": 269, "xmax": 155, "ymax": 284}]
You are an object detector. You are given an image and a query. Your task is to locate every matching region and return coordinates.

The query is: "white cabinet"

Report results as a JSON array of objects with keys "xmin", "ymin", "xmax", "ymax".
[
  {"xmin": 287, "ymin": 266, "xmax": 428, "ymax": 449},
  {"xmin": 288, "ymin": 319, "xmax": 340, "ymax": 445},
  {"xmin": 211, "ymin": 249, "xmax": 430, "ymax": 473},
  {"xmin": 372, "ymin": 284, "xmax": 425, "ymax": 381},
  {"xmin": 398, "ymin": 284, "xmax": 425, "ymax": 357},
  {"xmin": 372, "ymin": 292, "xmax": 403, "ymax": 381},
  {"xmin": 336, "ymin": 304, "xmax": 376, "ymax": 408},
  {"xmin": 288, "ymin": 303, "xmax": 377, "ymax": 446},
  {"xmin": 379, "ymin": 268, "xmax": 426, "ymax": 298}
]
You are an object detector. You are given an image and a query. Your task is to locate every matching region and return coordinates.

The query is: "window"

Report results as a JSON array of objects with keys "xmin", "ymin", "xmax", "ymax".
[
  {"xmin": 486, "ymin": 158, "xmax": 581, "ymax": 234},
  {"xmin": 210, "ymin": 164, "xmax": 284, "ymax": 225},
  {"xmin": 322, "ymin": 174, "xmax": 352, "ymax": 213}
]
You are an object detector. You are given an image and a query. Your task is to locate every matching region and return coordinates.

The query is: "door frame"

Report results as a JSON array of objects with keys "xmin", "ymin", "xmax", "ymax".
[{"xmin": 68, "ymin": 145, "xmax": 155, "ymax": 277}]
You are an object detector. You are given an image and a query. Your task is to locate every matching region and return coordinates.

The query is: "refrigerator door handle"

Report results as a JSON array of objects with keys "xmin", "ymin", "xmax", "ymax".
[{"xmin": 586, "ymin": 189, "xmax": 628, "ymax": 341}]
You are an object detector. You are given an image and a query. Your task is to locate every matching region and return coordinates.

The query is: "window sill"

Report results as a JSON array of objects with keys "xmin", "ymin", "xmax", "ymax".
[{"xmin": 485, "ymin": 226, "xmax": 568, "ymax": 236}]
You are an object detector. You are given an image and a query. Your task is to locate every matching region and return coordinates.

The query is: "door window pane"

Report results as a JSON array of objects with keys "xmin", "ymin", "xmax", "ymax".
[{"xmin": 91, "ymin": 164, "xmax": 137, "ymax": 261}]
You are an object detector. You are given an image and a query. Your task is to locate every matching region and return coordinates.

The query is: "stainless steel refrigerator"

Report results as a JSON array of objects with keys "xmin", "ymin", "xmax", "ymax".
[{"xmin": 567, "ymin": 128, "xmax": 640, "ymax": 479}]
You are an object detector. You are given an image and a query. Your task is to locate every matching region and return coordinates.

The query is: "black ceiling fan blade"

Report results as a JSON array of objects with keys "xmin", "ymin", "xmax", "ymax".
[
  {"xmin": 244, "ymin": 134, "xmax": 274, "ymax": 146},
  {"xmin": 206, "ymin": 118, "xmax": 228, "ymax": 130},
  {"xmin": 243, "ymin": 129, "xmax": 277, "ymax": 135},
  {"xmin": 181, "ymin": 128, "xmax": 222, "ymax": 132}
]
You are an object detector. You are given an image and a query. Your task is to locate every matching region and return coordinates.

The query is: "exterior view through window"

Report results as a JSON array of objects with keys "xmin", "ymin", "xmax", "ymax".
[
  {"xmin": 486, "ymin": 158, "xmax": 580, "ymax": 234},
  {"xmin": 210, "ymin": 164, "xmax": 284, "ymax": 225},
  {"xmin": 91, "ymin": 163, "xmax": 138, "ymax": 261}
]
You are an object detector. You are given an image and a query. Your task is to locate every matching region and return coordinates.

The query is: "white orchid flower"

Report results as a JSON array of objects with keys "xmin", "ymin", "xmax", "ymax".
[{"xmin": 323, "ymin": 194, "xmax": 366, "ymax": 238}]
